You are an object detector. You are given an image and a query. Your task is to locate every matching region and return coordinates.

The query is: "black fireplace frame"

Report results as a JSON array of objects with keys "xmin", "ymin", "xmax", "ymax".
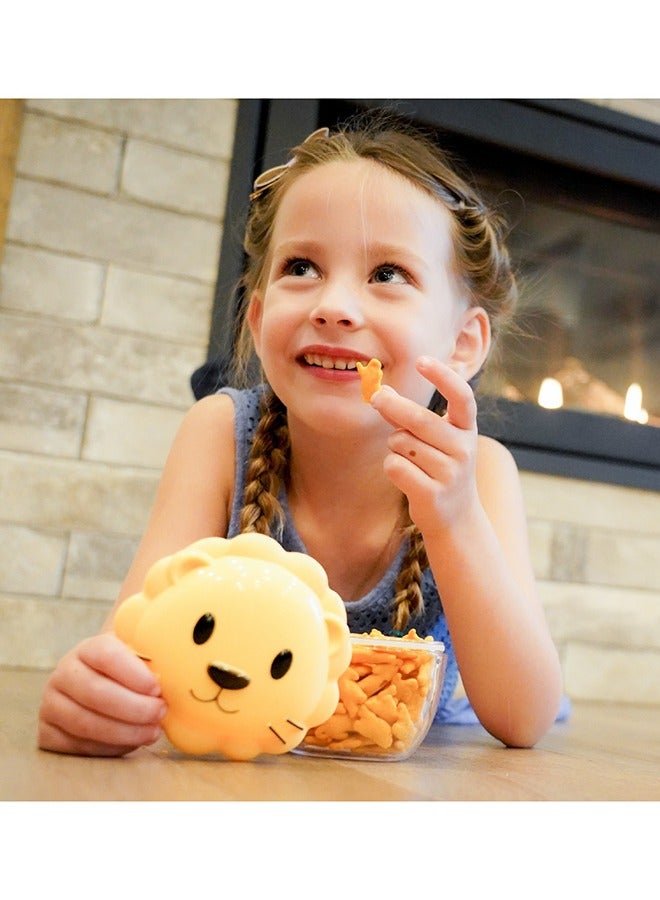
[{"xmin": 208, "ymin": 98, "xmax": 660, "ymax": 491}]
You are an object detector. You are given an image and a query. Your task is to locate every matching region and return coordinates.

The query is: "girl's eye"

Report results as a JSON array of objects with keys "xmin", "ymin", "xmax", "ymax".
[
  {"xmin": 283, "ymin": 258, "xmax": 319, "ymax": 278},
  {"xmin": 372, "ymin": 265, "xmax": 407, "ymax": 285}
]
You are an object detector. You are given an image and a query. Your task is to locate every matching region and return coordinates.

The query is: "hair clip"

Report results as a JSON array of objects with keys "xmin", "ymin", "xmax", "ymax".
[{"xmin": 249, "ymin": 127, "xmax": 330, "ymax": 200}]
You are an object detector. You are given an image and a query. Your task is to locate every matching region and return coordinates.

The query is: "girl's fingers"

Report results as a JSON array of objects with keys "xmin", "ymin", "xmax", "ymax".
[
  {"xmin": 38, "ymin": 632, "xmax": 168, "ymax": 756},
  {"xmin": 370, "ymin": 385, "xmax": 435, "ymax": 438},
  {"xmin": 38, "ymin": 721, "xmax": 134, "ymax": 757},
  {"xmin": 38, "ymin": 631, "xmax": 169, "ymax": 756},
  {"xmin": 386, "ymin": 429, "xmax": 454, "ymax": 480},
  {"xmin": 38, "ymin": 709, "xmax": 162, "ymax": 757},
  {"xmin": 78, "ymin": 633, "xmax": 162, "ymax": 697},
  {"xmin": 415, "ymin": 357, "xmax": 477, "ymax": 431},
  {"xmin": 371, "ymin": 358, "xmax": 477, "ymax": 438},
  {"xmin": 39, "ymin": 675, "xmax": 165, "ymax": 750},
  {"xmin": 51, "ymin": 655, "xmax": 166, "ymax": 725}
]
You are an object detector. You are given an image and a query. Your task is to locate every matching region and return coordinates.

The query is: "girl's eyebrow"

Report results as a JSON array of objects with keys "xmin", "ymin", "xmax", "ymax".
[
  {"xmin": 271, "ymin": 239, "xmax": 324, "ymax": 258},
  {"xmin": 366, "ymin": 242, "xmax": 430, "ymax": 271},
  {"xmin": 273, "ymin": 238, "xmax": 429, "ymax": 271}
]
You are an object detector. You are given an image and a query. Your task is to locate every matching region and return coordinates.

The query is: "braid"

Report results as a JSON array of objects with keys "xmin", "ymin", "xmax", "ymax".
[
  {"xmin": 239, "ymin": 390, "xmax": 290, "ymax": 536},
  {"xmin": 391, "ymin": 520, "xmax": 429, "ymax": 633}
]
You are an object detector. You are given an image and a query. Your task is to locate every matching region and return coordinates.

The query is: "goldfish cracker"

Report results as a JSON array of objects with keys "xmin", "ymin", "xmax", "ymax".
[
  {"xmin": 354, "ymin": 706, "xmax": 394, "ymax": 749},
  {"xmin": 356, "ymin": 358, "xmax": 383, "ymax": 402},
  {"xmin": 392, "ymin": 703, "xmax": 416, "ymax": 749},
  {"xmin": 352, "ymin": 648, "xmax": 397, "ymax": 667},
  {"xmin": 391, "ymin": 672, "xmax": 420, "ymax": 708},
  {"xmin": 312, "ymin": 714, "xmax": 352, "ymax": 743},
  {"xmin": 352, "ymin": 664, "xmax": 372, "ymax": 678},
  {"xmin": 356, "ymin": 672, "xmax": 390, "ymax": 697},
  {"xmin": 324, "ymin": 736, "xmax": 365, "ymax": 751},
  {"xmin": 341, "ymin": 678, "xmax": 368, "ymax": 719},
  {"xmin": 371, "ymin": 662, "xmax": 398, "ymax": 679},
  {"xmin": 400, "ymin": 660, "xmax": 419, "ymax": 675},
  {"xmin": 365, "ymin": 689, "xmax": 399, "ymax": 725}
]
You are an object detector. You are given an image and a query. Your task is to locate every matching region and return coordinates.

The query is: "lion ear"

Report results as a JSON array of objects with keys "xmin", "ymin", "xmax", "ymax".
[
  {"xmin": 324, "ymin": 611, "xmax": 352, "ymax": 680},
  {"xmin": 113, "ymin": 593, "xmax": 149, "ymax": 646},
  {"xmin": 114, "ymin": 546, "xmax": 215, "ymax": 648},
  {"xmin": 306, "ymin": 613, "xmax": 351, "ymax": 727},
  {"xmin": 166, "ymin": 549, "xmax": 215, "ymax": 584},
  {"xmin": 140, "ymin": 546, "xmax": 214, "ymax": 601}
]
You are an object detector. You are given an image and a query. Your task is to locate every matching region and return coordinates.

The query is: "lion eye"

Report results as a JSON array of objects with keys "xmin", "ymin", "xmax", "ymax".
[
  {"xmin": 193, "ymin": 613, "xmax": 215, "ymax": 645},
  {"xmin": 270, "ymin": 650, "xmax": 293, "ymax": 680}
]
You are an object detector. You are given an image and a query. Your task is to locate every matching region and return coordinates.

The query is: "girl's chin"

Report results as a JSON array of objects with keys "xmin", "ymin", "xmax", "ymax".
[
  {"xmin": 269, "ymin": 368, "xmax": 361, "ymax": 405},
  {"xmin": 288, "ymin": 364, "xmax": 362, "ymax": 397},
  {"xmin": 284, "ymin": 390, "xmax": 382, "ymax": 431}
]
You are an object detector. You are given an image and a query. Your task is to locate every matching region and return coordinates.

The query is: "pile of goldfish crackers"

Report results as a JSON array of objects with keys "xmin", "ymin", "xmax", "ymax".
[{"xmin": 302, "ymin": 629, "xmax": 438, "ymax": 756}]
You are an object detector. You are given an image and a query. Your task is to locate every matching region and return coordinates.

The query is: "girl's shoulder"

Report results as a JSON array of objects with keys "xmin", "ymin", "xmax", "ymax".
[
  {"xmin": 163, "ymin": 392, "xmax": 238, "ymax": 489},
  {"xmin": 176, "ymin": 385, "xmax": 264, "ymax": 478},
  {"xmin": 476, "ymin": 433, "xmax": 517, "ymax": 472},
  {"xmin": 179, "ymin": 390, "xmax": 237, "ymax": 440},
  {"xmin": 475, "ymin": 433, "xmax": 524, "ymax": 503},
  {"xmin": 475, "ymin": 433, "xmax": 531, "ymax": 544}
]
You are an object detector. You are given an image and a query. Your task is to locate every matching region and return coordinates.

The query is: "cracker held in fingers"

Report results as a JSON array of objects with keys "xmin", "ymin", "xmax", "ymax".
[{"xmin": 356, "ymin": 358, "xmax": 383, "ymax": 402}]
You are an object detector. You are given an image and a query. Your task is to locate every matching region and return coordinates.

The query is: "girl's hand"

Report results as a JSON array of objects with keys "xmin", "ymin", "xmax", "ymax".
[
  {"xmin": 38, "ymin": 633, "xmax": 167, "ymax": 757},
  {"xmin": 370, "ymin": 356, "xmax": 480, "ymax": 535}
]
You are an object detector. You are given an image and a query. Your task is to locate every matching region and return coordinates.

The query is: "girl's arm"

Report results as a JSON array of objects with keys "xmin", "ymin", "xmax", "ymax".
[
  {"xmin": 38, "ymin": 393, "xmax": 237, "ymax": 756},
  {"xmin": 371, "ymin": 357, "xmax": 563, "ymax": 748}
]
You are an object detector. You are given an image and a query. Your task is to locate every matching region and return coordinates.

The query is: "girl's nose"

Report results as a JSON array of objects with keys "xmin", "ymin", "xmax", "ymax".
[{"xmin": 310, "ymin": 284, "xmax": 364, "ymax": 329}]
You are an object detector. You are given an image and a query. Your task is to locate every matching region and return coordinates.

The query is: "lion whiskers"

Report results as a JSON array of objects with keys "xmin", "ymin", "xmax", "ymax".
[{"xmin": 269, "ymin": 719, "xmax": 305, "ymax": 745}]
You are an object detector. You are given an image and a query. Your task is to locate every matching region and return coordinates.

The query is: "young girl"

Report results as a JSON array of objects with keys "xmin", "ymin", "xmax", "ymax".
[{"xmin": 38, "ymin": 116, "xmax": 563, "ymax": 757}]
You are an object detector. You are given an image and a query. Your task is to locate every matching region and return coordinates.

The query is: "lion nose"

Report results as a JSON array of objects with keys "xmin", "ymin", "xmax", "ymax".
[{"xmin": 207, "ymin": 664, "xmax": 250, "ymax": 691}]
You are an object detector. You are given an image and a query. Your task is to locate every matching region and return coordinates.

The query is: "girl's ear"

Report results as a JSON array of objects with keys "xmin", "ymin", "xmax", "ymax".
[
  {"xmin": 246, "ymin": 291, "xmax": 264, "ymax": 358},
  {"xmin": 449, "ymin": 305, "xmax": 491, "ymax": 380}
]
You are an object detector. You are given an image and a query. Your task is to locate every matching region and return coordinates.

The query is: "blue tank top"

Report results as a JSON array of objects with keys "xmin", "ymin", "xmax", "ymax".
[{"xmin": 220, "ymin": 385, "xmax": 459, "ymax": 716}]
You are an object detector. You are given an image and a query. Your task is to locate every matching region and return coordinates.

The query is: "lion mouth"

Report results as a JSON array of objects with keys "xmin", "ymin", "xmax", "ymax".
[{"xmin": 190, "ymin": 688, "xmax": 240, "ymax": 715}]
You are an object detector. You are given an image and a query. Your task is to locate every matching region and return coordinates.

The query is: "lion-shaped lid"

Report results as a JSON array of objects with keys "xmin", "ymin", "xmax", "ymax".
[{"xmin": 114, "ymin": 533, "xmax": 352, "ymax": 760}]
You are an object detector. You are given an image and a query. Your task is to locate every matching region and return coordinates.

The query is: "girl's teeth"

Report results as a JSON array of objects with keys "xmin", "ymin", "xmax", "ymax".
[{"xmin": 304, "ymin": 354, "xmax": 360, "ymax": 370}]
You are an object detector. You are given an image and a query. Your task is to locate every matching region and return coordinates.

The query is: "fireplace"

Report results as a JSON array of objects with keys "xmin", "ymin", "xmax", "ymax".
[{"xmin": 209, "ymin": 99, "xmax": 660, "ymax": 491}]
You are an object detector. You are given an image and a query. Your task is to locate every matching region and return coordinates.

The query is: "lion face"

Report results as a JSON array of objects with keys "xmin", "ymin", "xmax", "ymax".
[{"xmin": 114, "ymin": 534, "xmax": 351, "ymax": 760}]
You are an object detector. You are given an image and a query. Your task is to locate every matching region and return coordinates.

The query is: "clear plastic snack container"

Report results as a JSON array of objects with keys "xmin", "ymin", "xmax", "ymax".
[{"xmin": 295, "ymin": 630, "xmax": 446, "ymax": 761}]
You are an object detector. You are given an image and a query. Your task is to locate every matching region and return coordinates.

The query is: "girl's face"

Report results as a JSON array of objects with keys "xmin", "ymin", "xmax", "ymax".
[{"xmin": 248, "ymin": 158, "xmax": 486, "ymax": 429}]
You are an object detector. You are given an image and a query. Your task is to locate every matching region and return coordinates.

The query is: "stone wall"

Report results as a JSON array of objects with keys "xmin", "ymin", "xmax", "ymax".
[
  {"xmin": 0, "ymin": 99, "xmax": 237, "ymax": 666},
  {"xmin": 524, "ymin": 473, "xmax": 660, "ymax": 705},
  {"xmin": 1, "ymin": 98, "xmax": 659, "ymax": 708}
]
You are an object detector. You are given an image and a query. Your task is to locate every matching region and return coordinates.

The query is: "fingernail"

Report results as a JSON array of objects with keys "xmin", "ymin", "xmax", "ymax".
[
  {"xmin": 149, "ymin": 726, "xmax": 164, "ymax": 743},
  {"xmin": 371, "ymin": 384, "xmax": 391, "ymax": 402}
]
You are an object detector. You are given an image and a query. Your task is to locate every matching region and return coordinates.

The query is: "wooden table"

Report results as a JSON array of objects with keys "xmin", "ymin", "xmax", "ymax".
[{"xmin": 2, "ymin": 666, "xmax": 659, "ymax": 801}]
